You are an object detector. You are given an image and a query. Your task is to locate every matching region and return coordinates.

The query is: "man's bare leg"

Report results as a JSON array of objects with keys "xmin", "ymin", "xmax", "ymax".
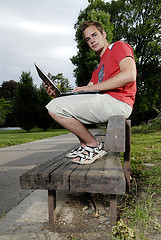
[{"xmin": 49, "ymin": 111, "xmax": 98, "ymax": 147}]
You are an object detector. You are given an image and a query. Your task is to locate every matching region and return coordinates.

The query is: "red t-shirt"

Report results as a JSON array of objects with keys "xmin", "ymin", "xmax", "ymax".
[{"xmin": 90, "ymin": 41, "xmax": 137, "ymax": 108}]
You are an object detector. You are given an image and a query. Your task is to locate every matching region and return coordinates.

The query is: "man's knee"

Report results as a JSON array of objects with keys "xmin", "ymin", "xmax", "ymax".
[
  {"xmin": 48, "ymin": 110, "xmax": 57, "ymax": 120},
  {"xmin": 48, "ymin": 110, "xmax": 65, "ymax": 122}
]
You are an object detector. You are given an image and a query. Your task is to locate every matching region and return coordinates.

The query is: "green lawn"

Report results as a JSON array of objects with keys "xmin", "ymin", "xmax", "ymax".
[
  {"xmin": 114, "ymin": 131, "xmax": 161, "ymax": 239},
  {"xmin": 0, "ymin": 128, "xmax": 70, "ymax": 148},
  {"xmin": 131, "ymin": 132, "xmax": 161, "ymax": 188}
]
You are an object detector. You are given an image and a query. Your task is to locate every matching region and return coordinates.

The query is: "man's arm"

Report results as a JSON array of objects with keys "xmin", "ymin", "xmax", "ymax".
[{"xmin": 73, "ymin": 56, "xmax": 136, "ymax": 92}]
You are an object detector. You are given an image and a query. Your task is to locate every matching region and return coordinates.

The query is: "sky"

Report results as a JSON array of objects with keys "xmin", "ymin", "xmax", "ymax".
[{"xmin": 0, "ymin": 0, "xmax": 96, "ymax": 88}]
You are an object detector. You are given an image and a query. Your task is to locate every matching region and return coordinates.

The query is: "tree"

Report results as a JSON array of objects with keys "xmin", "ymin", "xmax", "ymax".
[
  {"xmin": 71, "ymin": 0, "xmax": 113, "ymax": 86},
  {"xmin": 48, "ymin": 73, "xmax": 72, "ymax": 92},
  {"xmin": 36, "ymin": 85, "xmax": 53, "ymax": 130},
  {"xmin": 0, "ymin": 80, "xmax": 18, "ymax": 126},
  {"xmin": 108, "ymin": 0, "xmax": 161, "ymax": 123},
  {"xmin": 36, "ymin": 73, "xmax": 71, "ymax": 130},
  {"xmin": 13, "ymin": 71, "xmax": 39, "ymax": 132},
  {"xmin": 0, "ymin": 98, "xmax": 12, "ymax": 126},
  {"xmin": 0, "ymin": 80, "xmax": 18, "ymax": 100}
]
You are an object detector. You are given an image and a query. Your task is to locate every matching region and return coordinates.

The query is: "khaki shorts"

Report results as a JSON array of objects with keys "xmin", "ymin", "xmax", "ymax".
[{"xmin": 46, "ymin": 94, "xmax": 132, "ymax": 124}]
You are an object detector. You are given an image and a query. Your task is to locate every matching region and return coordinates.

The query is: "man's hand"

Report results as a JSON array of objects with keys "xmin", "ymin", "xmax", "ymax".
[
  {"xmin": 73, "ymin": 84, "xmax": 94, "ymax": 92},
  {"xmin": 44, "ymin": 84, "xmax": 58, "ymax": 98}
]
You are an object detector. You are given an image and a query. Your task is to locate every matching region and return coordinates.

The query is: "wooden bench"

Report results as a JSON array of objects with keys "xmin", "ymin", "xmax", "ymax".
[{"xmin": 20, "ymin": 115, "xmax": 131, "ymax": 230}]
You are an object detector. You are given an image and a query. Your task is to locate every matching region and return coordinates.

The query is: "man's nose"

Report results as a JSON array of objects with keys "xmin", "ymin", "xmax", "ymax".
[{"xmin": 90, "ymin": 37, "xmax": 95, "ymax": 44}]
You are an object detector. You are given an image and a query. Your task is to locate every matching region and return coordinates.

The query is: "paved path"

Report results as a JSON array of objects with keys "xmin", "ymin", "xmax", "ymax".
[
  {"xmin": 0, "ymin": 133, "xmax": 79, "ymax": 217},
  {"xmin": 0, "ymin": 133, "xmax": 81, "ymax": 240}
]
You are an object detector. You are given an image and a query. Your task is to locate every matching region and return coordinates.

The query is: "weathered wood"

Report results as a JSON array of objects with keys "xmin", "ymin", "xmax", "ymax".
[
  {"xmin": 19, "ymin": 147, "xmax": 78, "ymax": 189},
  {"xmin": 20, "ymin": 157, "xmax": 65, "ymax": 189},
  {"xmin": 49, "ymin": 159, "xmax": 78, "ymax": 190},
  {"xmin": 104, "ymin": 115, "xmax": 125, "ymax": 152},
  {"xmin": 48, "ymin": 190, "xmax": 56, "ymax": 227},
  {"xmin": 110, "ymin": 194, "xmax": 117, "ymax": 227},
  {"xmin": 20, "ymin": 152, "xmax": 125, "ymax": 194},
  {"xmin": 124, "ymin": 120, "xmax": 131, "ymax": 192},
  {"xmin": 70, "ymin": 153, "xmax": 125, "ymax": 194}
]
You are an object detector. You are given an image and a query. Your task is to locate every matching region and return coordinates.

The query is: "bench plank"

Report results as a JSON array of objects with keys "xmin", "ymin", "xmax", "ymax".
[
  {"xmin": 20, "ymin": 153, "xmax": 125, "ymax": 194},
  {"xmin": 70, "ymin": 153, "xmax": 125, "ymax": 194},
  {"xmin": 20, "ymin": 155, "xmax": 67, "ymax": 189},
  {"xmin": 20, "ymin": 146, "xmax": 79, "ymax": 189},
  {"xmin": 69, "ymin": 163, "xmax": 93, "ymax": 192},
  {"xmin": 49, "ymin": 160, "xmax": 78, "ymax": 190},
  {"xmin": 36, "ymin": 158, "xmax": 72, "ymax": 190},
  {"xmin": 104, "ymin": 115, "xmax": 125, "ymax": 152}
]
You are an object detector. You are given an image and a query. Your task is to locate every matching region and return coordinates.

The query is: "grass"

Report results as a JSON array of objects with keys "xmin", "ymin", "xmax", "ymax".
[
  {"xmin": 130, "ymin": 132, "xmax": 161, "ymax": 192},
  {"xmin": 129, "ymin": 131, "xmax": 161, "ymax": 239},
  {"xmin": 0, "ymin": 128, "xmax": 70, "ymax": 148},
  {"xmin": 112, "ymin": 121, "xmax": 161, "ymax": 239}
]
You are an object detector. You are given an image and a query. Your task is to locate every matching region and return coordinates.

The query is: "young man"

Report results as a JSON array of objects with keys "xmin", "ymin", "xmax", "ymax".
[{"xmin": 45, "ymin": 21, "xmax": 137, "ymax": 165}]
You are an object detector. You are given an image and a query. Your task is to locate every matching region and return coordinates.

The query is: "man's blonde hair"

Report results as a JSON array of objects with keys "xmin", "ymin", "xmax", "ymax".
[{"xmin": 81, "ymin": 21, "xmax": 104, "ymax": 37}]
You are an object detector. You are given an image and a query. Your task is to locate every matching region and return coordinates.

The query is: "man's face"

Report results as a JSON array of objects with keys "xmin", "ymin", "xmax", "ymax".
[{"xmin": 83, "ymin": 25, "xmax": 107, "ymax": 55}]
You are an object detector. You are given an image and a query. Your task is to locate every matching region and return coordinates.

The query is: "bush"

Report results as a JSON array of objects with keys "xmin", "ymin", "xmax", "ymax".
[{"xmin": 131, "ymin": 118, "xmax": 161, "ymax": 134}]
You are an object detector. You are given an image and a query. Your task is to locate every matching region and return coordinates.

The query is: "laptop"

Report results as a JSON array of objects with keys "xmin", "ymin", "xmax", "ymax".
[{"xmin": 34, "ymin": 62, "xmax": 99, "ymax": 97}]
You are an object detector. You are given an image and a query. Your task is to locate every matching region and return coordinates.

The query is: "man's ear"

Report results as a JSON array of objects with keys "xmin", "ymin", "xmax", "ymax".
[{"xmin": 102, "ymin": 30, "xmax": 106, "ymax": 39}]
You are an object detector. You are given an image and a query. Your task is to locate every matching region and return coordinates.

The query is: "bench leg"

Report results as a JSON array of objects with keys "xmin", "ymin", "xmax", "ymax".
[
  {"xmin": 124, "ymin": 120, "xmax": 131, "ymax": 192},
  {"xmin": 48, "ymin": 190, "xmax": 56, "ymax": 228},
  {"xmin": 110, "ymin": 194, "xmax": 117, "ymax": 229}
]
